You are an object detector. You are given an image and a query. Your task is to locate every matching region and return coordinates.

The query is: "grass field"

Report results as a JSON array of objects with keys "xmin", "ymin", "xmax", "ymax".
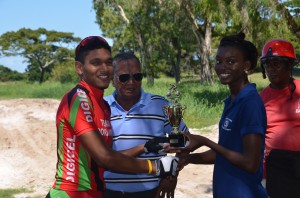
[{"xmin": 0, "ymin": 71, "xmax": 273, "ymax": 129}]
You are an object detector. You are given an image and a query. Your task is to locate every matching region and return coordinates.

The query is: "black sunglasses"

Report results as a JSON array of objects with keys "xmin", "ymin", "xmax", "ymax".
[{"xmin": 116, "ymin": 73, "xmax": 143, "ymax": 83}]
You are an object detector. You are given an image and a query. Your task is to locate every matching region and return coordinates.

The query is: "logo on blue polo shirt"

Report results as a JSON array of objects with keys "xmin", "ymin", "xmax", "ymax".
[{"xmin": 222, "ymin": 117, "xmax": 232, "ymax": 131}]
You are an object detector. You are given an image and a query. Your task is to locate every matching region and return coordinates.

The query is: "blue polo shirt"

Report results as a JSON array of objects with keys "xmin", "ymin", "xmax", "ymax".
[
  {"xmin": 104, "ymin": 89, "xmax": 188, "ymax": 192},
  {"xmin": 213, "ymin": 83, "xmax": 268, "ymax": 198}
]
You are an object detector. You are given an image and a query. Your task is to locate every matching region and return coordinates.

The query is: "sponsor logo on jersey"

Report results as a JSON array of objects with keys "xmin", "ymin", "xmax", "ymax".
[
  {"xmin": 77, "ymin": 91, "xmax": 93, "ymax": 122},
  {"xmin": 66, "ymin": 135, "xmax": 76, "ymax": 182},
  {"xmin": 98, "ymin": 119, "xmax": 112, "ymax": 136}
]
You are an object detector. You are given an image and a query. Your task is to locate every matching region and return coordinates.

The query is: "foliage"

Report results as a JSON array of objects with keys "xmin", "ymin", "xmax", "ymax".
[
  {"xmin": 2, "ymin": 70, "xmax": 295, "ymax": 128},
  {"xmin": 93, "ymin": 0, "xmax": 300, "ymax": 85},
  {"xmin": 50, "ymin": 59, "xmax": 79, "ymax": 83},
  {"xmin": 94, "ymin": 0, "xmax": 200, "ymax": 85},
  {"xmin": 26, "ymin": 60, "xmax": 53, "ymax": 83},
  {"xmin": 0, "ymin": 65, "xmax": 25, "ymax": 81},
  {"xmin": 0, "ymin": 1, "xmax": 299, "ymax": 87},
  {"xmin": 0, "ymin": 28, "xmax": 81, "ymax": 83}
]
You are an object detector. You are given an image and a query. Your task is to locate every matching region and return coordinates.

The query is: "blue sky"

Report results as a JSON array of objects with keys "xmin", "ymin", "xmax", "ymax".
[{"xmin": 0, "ymin": 0, "xmax": 112, "ymax": 72}]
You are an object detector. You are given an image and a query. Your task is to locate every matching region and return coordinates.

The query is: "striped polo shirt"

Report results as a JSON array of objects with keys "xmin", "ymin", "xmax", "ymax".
[{"xmin": 104, "ymin": 89, "xmax": 188, "ymax": 192}]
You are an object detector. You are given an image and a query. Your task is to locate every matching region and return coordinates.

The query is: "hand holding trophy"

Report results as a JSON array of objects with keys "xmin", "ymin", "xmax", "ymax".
[{"xmin": 164, "ymin": 84, "xmax": 187, "ymax": 148}]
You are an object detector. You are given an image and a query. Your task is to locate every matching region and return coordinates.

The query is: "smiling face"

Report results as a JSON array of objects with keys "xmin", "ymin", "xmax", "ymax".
[
  {"xmin": 214, "ymin": 46, "xmax": 250, "ymax": 89},
  {"xmin": 76, "ymin": 48, "xmax": 113, "ymax": 90}
]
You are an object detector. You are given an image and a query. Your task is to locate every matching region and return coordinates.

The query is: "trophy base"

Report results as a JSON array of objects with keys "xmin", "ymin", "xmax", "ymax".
[{"xmin": 168, "ymin": 133, "xmax": 186, "ymax": 148}]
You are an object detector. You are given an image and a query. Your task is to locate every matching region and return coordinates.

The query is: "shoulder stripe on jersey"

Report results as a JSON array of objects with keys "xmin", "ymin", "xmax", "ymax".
[
  {"xmin": 67, "ymin": 85, "xmax": 93, "ymax": 109},
  {"xmin": 54, "ymin": 121, "xmax": 65, "ymax": 189},
  {"xmin": 67, "ymin": 87, "xmax": 80, "ymax": 109}
]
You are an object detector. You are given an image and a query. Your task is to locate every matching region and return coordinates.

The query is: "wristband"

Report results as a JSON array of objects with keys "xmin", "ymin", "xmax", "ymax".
[{"xmin": 147, "ymin": 160, "xmax": 152, "ymax": 174}]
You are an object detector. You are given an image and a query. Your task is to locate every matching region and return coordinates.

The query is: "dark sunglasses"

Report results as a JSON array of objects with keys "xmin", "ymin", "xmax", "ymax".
[
  {"xmin": 116, "ymin": 73, "xmax": 143, "ymax": 83},
  {"xmin": 75, "ymin": 36, "xmax": 109, "ymax": 60}
]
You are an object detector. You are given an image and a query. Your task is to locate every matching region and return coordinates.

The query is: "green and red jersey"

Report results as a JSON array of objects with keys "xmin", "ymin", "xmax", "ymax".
[{"xmin": 52, "ymin": 81, "xmax": 112, "ymax": 194}]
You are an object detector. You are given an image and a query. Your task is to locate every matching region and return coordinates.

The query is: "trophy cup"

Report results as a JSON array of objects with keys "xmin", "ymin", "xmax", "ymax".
[{"xmin": 164, "ymin": 84, "xmax": 186, "ymax": 147}]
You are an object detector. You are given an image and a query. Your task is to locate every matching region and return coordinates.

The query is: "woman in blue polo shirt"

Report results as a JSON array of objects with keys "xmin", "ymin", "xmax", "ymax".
[{"xmin": 180, "ymin": 32, "xmax": 268, "ymax": 198}]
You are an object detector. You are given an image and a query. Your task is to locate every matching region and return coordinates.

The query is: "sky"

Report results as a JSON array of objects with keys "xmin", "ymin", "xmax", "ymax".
[{"xmin": 0, "ymin": 0, "xmax": 112, "ymax": 73}]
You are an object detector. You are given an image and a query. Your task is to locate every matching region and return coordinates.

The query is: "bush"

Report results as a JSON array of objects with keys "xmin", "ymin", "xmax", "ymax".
[
  {"xmin": 50, "ymin": 60, "xmax": 79, "ymax": 83},
  {"xmin": 0, "ymin": 65, "xmax": 25, "ymax": 81}
]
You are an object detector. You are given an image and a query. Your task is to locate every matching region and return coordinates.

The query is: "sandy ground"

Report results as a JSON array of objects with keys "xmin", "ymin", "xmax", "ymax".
[{"xmin": 0, "ymin": 99, "xmax": 219, "ymax": 198}]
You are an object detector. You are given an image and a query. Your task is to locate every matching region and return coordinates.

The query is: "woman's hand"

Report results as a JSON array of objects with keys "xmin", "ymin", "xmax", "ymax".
[
  {"xmin": 176, "ymin": 151, "xmax": 190, "ymax": 171},
  {"xmin": 182, "ymin": 132, "xmax": 207, "ymax": 152}
]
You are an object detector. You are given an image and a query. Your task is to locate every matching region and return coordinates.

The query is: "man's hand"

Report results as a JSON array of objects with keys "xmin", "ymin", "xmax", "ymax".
[
  {"xmin": 144, "ymin": 137, "xmax": 169, "ymax": 153},
  {"xmin": 155, "ymin": 175, "xmax": 178, "ymax": 198},
  {"xmin": 155, "ymin": 156, "xmax": 179, "ymax": 177}
]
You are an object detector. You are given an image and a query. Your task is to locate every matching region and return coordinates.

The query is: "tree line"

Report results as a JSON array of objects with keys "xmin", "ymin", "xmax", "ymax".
[{"xmin": 0, "ymin": 0, "xmax": 299, "ymax": 84}]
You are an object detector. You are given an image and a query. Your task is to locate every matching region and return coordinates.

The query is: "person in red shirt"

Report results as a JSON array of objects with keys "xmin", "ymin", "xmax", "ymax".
[
  {"xmin": 260, "ymin": 39, "xmax": 300, "ymax": 197},
  {"xmin": 46, "ymin": 36, "xmax": 178, "ymax": 198}
]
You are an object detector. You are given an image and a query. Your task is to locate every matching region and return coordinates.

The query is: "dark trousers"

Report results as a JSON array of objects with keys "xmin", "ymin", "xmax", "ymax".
[
  {"xmin": 103, "ymin": 187, "xmax": 158, "ymax": 198},
  {"xmin": 266, "ymin": 149, "xmax": 300, "ymax": 198}
]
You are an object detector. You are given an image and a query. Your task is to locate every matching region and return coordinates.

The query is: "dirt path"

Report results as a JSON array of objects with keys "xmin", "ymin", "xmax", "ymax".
[{"xmin": 0, "ymin": 99, "xmax": 218, "ymax": 198}]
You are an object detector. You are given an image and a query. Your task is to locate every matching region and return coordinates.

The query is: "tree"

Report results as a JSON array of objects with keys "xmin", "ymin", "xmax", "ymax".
[
  {"xmin": 0, "ymin": 28, "xmax": 80, "ymax": 83},
  {"xmin": 50, "ymin": 59, "xmax": 79, "ymax": 83},
  {"xmin": 0, "ymin": 65, "xmax": 24, "ymax": 81},
  {"xmin": 94, "ymin": 0, "xmax": 200, "ymax": 84},
  {"xmin": 93, "ymin": 0, "xmax": 244, "ymax": 84},
  {"xmin": 93, "ymin": 0, "xmax": 300, "ymax": 85}
]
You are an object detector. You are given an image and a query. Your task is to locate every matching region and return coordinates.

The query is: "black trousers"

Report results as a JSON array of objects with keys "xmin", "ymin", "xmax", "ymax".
[
  {"xmin": 103, "ymin": 187, "xmax": 158, "ymax": 198},
  {"xmin": 266, "ymin": 149, "xmax": 300, "ymax": 198}
]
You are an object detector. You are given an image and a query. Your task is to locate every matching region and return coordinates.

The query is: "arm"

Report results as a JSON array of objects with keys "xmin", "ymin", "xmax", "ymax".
[
  {"xmin": 188, "ymin": 149, "xmax": 216, "ymax": 164},
  {"xmin": 155, "ymin": 153, "xmax": 180, "ymax": 198},
  {"xmin": 184, "ymin": 133, "xmax": 263, "ymax": 173},
  {"xmin": 119, "ymin": 144, "xmax": 145, "ymax": 157},
  {"xmin": 79, "ymin": 130, "xmax": 152, "ymax": 174},
  {"xmin": 208, "ymin": 133, "xmax": 262, "ymax": 173},
  {"xmin": 119, "ymin": 136, "xmax": 170, "ymax": 157},
  {"xmin": 79, "ymin": 130, "xmax": 179, "ymax": 176}
]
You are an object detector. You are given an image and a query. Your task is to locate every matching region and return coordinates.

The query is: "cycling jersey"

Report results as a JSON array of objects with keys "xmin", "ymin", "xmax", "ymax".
[{"xmin": 50, "ymin": 81, "xmax": 112, "ymax": 197}]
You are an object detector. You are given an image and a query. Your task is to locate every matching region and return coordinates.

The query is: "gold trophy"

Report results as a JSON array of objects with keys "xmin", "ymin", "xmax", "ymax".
[{"xmin": 164, "ymin": 84, "xmax": 186, "ymax": 147}]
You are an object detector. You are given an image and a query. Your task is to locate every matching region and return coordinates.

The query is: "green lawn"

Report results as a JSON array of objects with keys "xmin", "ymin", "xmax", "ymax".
[{"xmin": 0, "ymin": 70, "xmax": 293, "ymax": 129}]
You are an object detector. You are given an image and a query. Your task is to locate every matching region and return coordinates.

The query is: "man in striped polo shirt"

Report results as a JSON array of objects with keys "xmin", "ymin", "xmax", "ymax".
[
  {"xmin": 46, "ymin": 37, "xmax": 179, "ymax": 198},
  {"xmin": 104, "ymin": 52, "xmax": 189, "ymax": 198}
]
